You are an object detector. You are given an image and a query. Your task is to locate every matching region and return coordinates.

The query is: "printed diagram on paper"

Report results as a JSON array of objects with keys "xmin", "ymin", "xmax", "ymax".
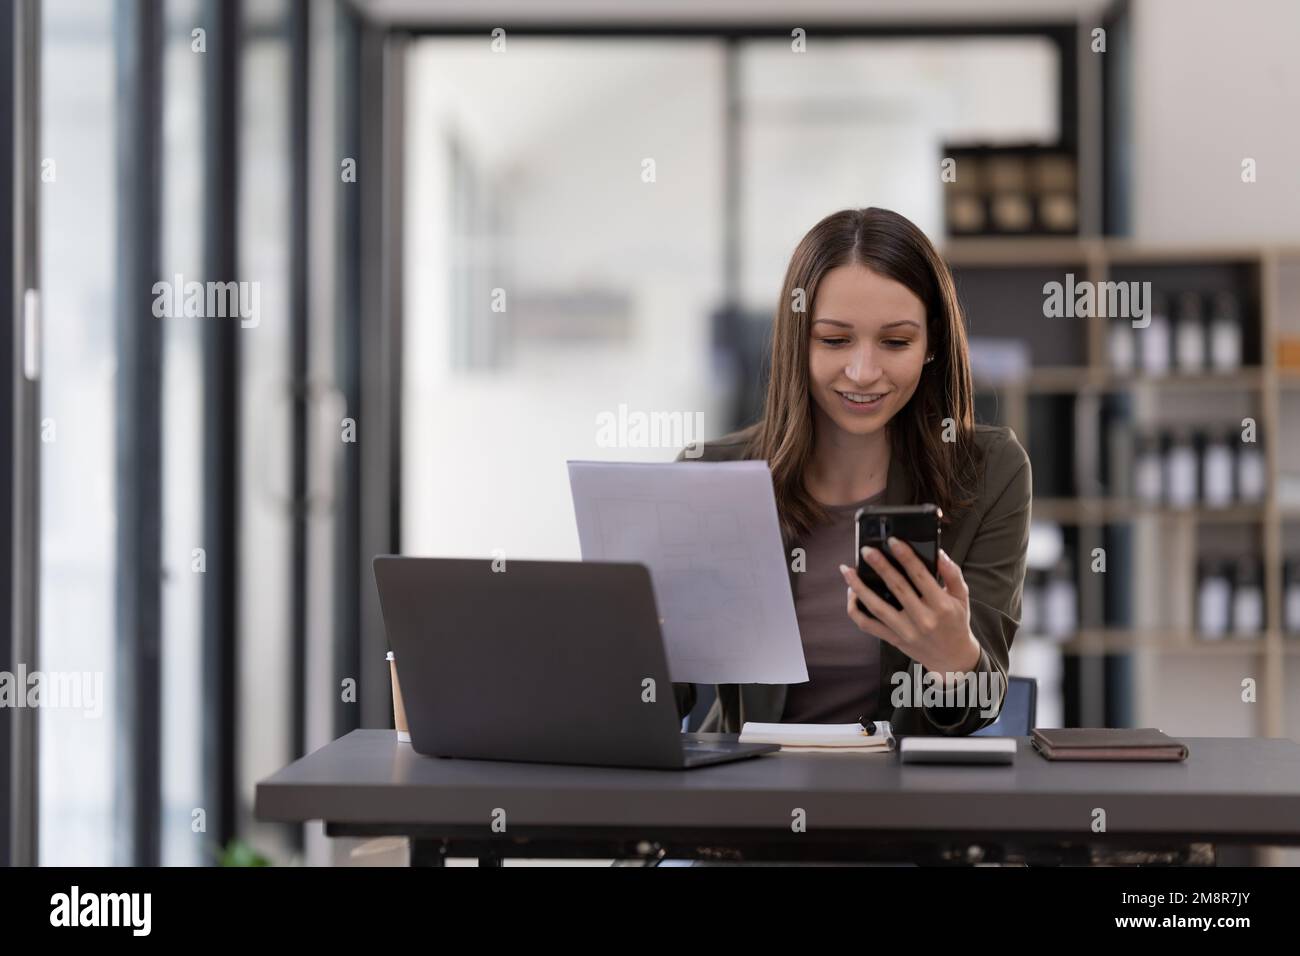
[{"xmin": 568, "ymin": 460, "xmax": 808, "ymax": 685}]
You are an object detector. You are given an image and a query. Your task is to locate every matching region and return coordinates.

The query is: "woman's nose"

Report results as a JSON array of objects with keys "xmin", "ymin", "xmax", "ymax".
[{"xmin": 845, "ymin": 346, "xmax": 880, "ymax": 382}]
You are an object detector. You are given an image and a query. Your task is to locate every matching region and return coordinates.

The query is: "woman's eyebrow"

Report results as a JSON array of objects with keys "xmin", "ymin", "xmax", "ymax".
[{"xmin": 811, "ymin": 318, "xmax": 921, "ymax": 330}]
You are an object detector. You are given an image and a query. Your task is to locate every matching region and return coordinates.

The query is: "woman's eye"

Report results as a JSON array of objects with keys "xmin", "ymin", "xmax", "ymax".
[{"xmin": 818, "ymin": 337, "xmax": 912, "ymax": 348}]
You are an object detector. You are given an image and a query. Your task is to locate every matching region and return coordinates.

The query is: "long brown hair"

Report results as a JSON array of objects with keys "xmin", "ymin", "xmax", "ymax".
[{"xmin": 743, "ymin": 207, "xmax": 982, "ymax": 544}]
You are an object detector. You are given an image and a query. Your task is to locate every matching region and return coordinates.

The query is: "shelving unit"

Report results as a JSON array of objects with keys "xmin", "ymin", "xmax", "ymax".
[{"xmin": 945, "ymin": 238, "xmax": 1300, "ymax": 740}]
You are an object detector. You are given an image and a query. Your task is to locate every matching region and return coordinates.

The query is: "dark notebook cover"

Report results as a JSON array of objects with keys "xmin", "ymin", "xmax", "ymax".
[{"xmin": 1031, "ymin": 728, "xmax": 1189, "ymax": 761}]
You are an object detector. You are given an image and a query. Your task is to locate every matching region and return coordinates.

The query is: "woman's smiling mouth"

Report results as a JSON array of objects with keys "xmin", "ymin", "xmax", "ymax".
[{"xmin": 836, "ymin": 389, "xmax": 888, "ymax": 412}]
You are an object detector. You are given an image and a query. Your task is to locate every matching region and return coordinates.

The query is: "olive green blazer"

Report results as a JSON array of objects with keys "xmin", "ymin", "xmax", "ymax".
[{"xmin": 672, "ymin": 423, "xmax": 1032, "ymax": 737}]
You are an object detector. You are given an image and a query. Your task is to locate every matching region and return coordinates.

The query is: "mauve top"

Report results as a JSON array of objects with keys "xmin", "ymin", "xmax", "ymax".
[{"xmin": 780, "ymin": 488, "xmax": 885, "ymax": 724}]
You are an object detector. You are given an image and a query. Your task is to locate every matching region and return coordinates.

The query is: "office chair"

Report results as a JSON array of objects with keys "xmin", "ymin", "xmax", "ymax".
[
  {"xmin": 683, "ymin": 683, "xmax": 718, "ymax": 732},
  {"xmin": 971, "ymin": 675, "xmax": 1037, "ymax": 736}
]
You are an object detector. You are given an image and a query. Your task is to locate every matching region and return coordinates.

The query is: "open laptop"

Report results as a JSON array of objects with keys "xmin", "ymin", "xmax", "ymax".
[{"xmin": 372, "ymin": 557, "xmax": 779, "ymax": 770}]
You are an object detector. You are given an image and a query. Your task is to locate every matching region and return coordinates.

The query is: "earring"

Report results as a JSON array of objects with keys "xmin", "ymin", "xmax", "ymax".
[{"xmin": 925, "ymin": 354, "xmax": 935, "ymax": 363}]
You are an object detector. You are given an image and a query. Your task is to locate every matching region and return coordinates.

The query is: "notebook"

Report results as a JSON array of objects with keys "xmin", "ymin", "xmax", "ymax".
[
  {"xmin": 1031, "ymin": 727, "xmax": 1189, "ymax": 761},
  {"xmin": 738, "ymin": 721, "xmax": 895, "ymax": 753}
]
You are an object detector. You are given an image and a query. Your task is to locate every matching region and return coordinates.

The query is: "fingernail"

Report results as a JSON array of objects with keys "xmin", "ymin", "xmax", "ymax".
[
  {"xmin": 887, "ymin": 536, "xmax": 900, "ymax": 548},
  {"xmin": 838, "ymin": 563, "xmax": 850, "ymax": 576},
  {"xmin": 861, "ymin": 545, "xmax": 875, "ymax": 559}
]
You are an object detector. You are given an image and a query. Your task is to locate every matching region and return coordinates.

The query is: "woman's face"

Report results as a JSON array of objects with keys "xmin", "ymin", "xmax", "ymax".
[{"xmin": 807, "ymin": 263, "xmax": 929, "ymax": 439}]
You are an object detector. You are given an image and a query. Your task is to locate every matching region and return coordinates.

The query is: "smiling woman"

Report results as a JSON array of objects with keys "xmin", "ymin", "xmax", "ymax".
[
  {"xmin": 760, "ymin": 207, "xmax": 982, "ymax": 542},
  {"xmin": 674, "ymin": 207, "xmax": 1032, "ymax": 736}
]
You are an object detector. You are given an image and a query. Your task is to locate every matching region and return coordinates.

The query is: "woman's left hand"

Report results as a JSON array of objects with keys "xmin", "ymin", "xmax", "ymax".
[{"xmin": 840, "ymin": 539, "xmax": 982, "ymax": 677}]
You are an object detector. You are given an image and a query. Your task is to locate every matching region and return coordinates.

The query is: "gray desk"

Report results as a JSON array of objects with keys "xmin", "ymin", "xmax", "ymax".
[{"xmin": 255, "ymin": 730, "xmax": 1300, "ymax": 865}]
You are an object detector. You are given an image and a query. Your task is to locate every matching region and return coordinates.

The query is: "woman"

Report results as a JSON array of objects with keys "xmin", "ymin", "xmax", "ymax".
[{"xmin": 674, "ymin": 207, "xmax": 1031, "ymax": 736}]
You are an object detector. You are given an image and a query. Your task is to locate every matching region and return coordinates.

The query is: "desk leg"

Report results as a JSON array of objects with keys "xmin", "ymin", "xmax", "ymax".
[{"xmin": 409, "ymin": 838, "xmax": 447, "ymax": 867}]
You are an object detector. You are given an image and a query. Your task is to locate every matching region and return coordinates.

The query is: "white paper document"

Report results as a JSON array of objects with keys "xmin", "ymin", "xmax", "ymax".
[{"xmin": 567, "ymin": 460, "xmax": 808, "ymax": 685}]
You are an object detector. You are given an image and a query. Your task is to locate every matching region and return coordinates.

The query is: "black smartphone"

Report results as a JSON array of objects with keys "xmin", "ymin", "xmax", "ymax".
[{"xmin": 853, "ymin": 504, "xmax": 942, "ymax": 617}]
